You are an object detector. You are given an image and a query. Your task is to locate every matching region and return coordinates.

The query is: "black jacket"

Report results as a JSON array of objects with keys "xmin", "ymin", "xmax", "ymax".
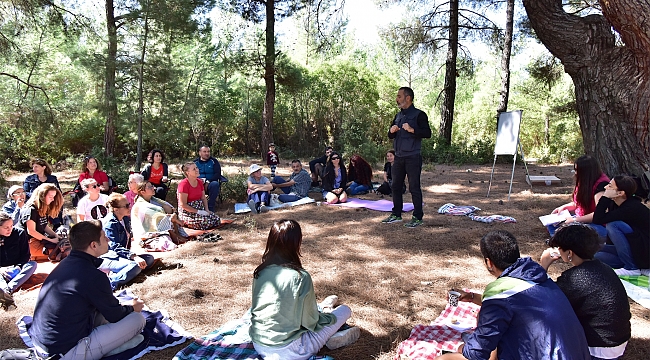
[
  {"xmin": 0, "ymin": 227, "xmax": 30, "ymax": 266},
  {"xmin": 322, "ymin": 165, "xmax": 347, "ymax": 192}
]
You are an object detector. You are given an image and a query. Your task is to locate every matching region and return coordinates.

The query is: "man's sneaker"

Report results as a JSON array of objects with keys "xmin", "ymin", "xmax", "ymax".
[
  {"xmin": 404, "ymin": 216, "xmax": 423, "ymax": 228},
  {"xmin": 381, "ymin": 215, "xmax": 402, "ymax": 224},
  {"xmin": 259, "ymin": 204, "xmax": 269, "ymax": 213},
  {"xmin": 325, "ymin": 326, "xmax": 360, "ymax": 350},
  {"xmin": 247, "ymin": 200, "xmax": 259, "ymax": 214},
  {"xmin": 614, "ymin": 268, "xmax": 641, "ymax": 276}
]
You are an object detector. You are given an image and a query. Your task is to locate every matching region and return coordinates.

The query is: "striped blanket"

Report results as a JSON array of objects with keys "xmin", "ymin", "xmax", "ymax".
[{"xmin": 437, "ymin": 203, "xmax": 516, "ymax": 223}]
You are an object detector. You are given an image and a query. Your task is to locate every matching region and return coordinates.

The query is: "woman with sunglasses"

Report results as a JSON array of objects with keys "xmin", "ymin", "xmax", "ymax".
[
  {"xmin": 2, "ymin": 186, "xmax": 26, "ymax": 225},
  {"xmin": 100, "ymin": 193, "xmax": 155, "ymax": 290},
  {"xmin": 131, "ymin": 181, "xmax": 187, "ymax": 244},
  {"xmin": 321, "ymin": 152, "xmax": 348, "ymax": 204},
  {"xmin": 141, "ymin": 149, "xmax": 169, "ymax": 200},
  {"xmin": 76, "ymin": 179, "xmax": 109, "ymax": 222},
  {"xmin": 15, "ymin": 183, "xmax": 63, "ymax": 262},
  {"xmin": 79, "ymin": 156, "xmax": 110, "ymax": 192}
]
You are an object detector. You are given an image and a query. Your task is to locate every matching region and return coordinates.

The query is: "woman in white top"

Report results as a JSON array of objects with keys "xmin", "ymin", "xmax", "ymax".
[{"xmin": 76, "ymin": 178, "xmax": 109, "ymax": 222}]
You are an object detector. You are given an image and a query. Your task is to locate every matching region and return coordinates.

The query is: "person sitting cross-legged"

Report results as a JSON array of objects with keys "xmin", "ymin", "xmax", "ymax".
[
  {"xmin": 2, "ymin": 185, "xmax": 26, "ymax": 225},
  {"xmin": 271, "ymin": 159, "xmax": 311, "ymax": 203},
  {"xmin": 28, "ymin": 220, "xmax": 146, "ymax": 360},
  {"xmin": 177, "ymin": 162, "xmax": 220, "ymax": 230},
  {"xmin": 593, "ymin": 175, "xmax": 650, "ymax": 276},
  {"xmin": 250, "ymin": 220, "xmax": 360, "ymax": 359},
  {"xmin": 247, "ymin": 164, "xmax": 273, "ymax": 214},
  {"xmin": 437, "ymin": 230, "xmax": 591, "ymax": 360},
  {"xmin": 346, "ymin": 154, "xmax": 373, "ymax": 196},
  {"xmin": 321, "ymin": 152, "xmax": 348, "ymax": 204},
  {"xmin": 0, "ymin": 211, "xmax": 37, "ymax": 309},
  {"xmin": 100, "ymin": 193, "xmax": 156, "ymax": 290},
  {"xmin": 76, "ymin": 178, "xmax": 109, "ymax": 222}
]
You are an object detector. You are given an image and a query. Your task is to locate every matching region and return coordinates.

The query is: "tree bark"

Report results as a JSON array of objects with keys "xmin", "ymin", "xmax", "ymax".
[
  {"xmin": 261, "ymin": 0, "xmax": 276, "ymax": 160},
  {"xmin": 522, "ymin": 0, "xmax": 650, "ymax": 176},
  {"xmin": 439, "ymin": 0, "xmax": 458, "ymax": 145},
  {"xmin": 496, "ymin": 0, "xmax": 514, "ymax": 114},
  {"xmin": 104, "ymin": 0, "xmax": 118, "ymax": 157},
  {"xmin": 136, "ymin": 11, "xmax": 149, "ymax": 171}
]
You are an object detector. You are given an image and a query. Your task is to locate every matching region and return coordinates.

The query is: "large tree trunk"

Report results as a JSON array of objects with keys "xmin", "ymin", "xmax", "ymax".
[
  {"xmin": 439, "ymin": 0, "xmax": 458, "ymax": 145},
  {"xmin": 104, "ymin": 0, "xmax": 118, "ymax": 157},
  {"xmin": 496, "ymin": 0, "xmax": 514, "ymax": 114},
  {"xmin": 136, "ymin": 11, "xmax": 149, "ymax": 171},
  {"xmin": 522, "ymin": 0, "xmax": 650, "ymax": 176},
  {"xmin": 261, "ymin": 0, "xmax": 275, "ymax": 160}
]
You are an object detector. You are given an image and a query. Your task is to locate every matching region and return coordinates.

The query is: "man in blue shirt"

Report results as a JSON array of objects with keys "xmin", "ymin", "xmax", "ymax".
[{"xmin": 194, "ymin": 146, "xmax": 227, "ymax": 211}]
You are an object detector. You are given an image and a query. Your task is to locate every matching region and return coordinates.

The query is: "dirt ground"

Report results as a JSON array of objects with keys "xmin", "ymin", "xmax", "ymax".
[{"xmin": 1, "ymin": 161, "xmax": 649, "ymax": 359}]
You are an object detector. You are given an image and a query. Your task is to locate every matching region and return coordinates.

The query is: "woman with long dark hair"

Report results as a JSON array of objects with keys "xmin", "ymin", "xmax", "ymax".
[
  {"xmin": 79, "ymin": 156, "xmax": 110, "ymax": 192},
  {"xmin": 346, "ymin": 154, "xmax": 373, "ymax": 195},
  {"xmin": 250, "ymin": 220, "xmax": 359, "ymax": 359},
  {"xmin": 141, "ymin": 149, "xmax": 169, "ymax": 200},
  {"xmin": 548, "ymin": 155, "xmax": 609, "ymax": 236},
  {"xmin": 321, "ymin": 152, "xmax": 348, "ymax": 204}
]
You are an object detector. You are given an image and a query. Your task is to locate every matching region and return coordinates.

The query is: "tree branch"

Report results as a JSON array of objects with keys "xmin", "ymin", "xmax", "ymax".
[{"xmin": 0, "ymin": 72, "xmax": 54, "ymax": 118}]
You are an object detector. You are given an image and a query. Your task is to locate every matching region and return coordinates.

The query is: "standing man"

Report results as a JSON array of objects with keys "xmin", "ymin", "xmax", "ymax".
[
  {"xmin": 271, "ymin": 159, "xmax": 312, "ymax": 203},
  {"xmin": 382, "ymin": 87, "xmax": 431, "ymax": 228},
  {"xmin": 29, "ymin": 220, "xmax": 146, "ymax": 359},
  {"xmin": 194, "ymin": 146, "xmax": 228, "ymax": 212}
]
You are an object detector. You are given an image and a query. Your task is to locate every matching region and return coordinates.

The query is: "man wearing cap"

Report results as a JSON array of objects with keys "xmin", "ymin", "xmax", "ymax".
[
  {"xmin": 247, "ymin": 164, "xmax": 273, "ymax": 214},
  {"xmin": 194, "ymin": 146, "xmax": 228, "ymax": 212},
  {"xmin": 2, "ymin": 186, "xmax": 26, "ymax": 225}
]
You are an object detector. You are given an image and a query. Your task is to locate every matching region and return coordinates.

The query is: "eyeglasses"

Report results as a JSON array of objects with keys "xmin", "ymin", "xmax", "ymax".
[
  {"xmin": 12, "ymin": 191, "xmax": 25, "ymax": 197},
  {"xmin": 87, "ymin": 184, "xmax": 99, "ymax": 189}
]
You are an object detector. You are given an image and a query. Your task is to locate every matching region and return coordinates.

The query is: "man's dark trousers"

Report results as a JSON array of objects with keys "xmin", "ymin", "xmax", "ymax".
[{"xmin": 391, "ymin": 154, "xmax": 423, "ymax": 220}]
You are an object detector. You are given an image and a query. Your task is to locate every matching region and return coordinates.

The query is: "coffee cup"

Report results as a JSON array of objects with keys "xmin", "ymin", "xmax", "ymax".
[{"xmin": 448, "ymin": 290, "xmax": 461, "ymax": 307}]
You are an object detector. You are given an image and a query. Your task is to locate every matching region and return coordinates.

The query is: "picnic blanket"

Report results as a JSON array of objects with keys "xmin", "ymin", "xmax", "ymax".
[
  {"xmin": 326, "ymin": 198, "xmax": 415, "ymax": 212},
  {"xmin": 234, "ymin": 197, "xmax": 315, "ymax": 214},
  {"xmin": 395, "ymin": 301, "xmax": 480, "ymax": 360},
  {"xmin": 18, "ymin": 290, "xmax": 191, "ymax": 359},
  {"xmin": 174, "ymin": 313, "xmax": 332, "ymax": 360},
  {"xmin": 619, "ymin": 275, "xmax": 650, "ymax": 309},
  {"xmin": 182, "ymin": 219, "xmax": 235, "ymax": 237},
  {"xmin": 437, "ymin": 203, "xmax": 516, "ymax": 224}
]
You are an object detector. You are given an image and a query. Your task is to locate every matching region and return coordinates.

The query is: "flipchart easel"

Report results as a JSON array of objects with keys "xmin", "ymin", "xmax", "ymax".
[{"xmin": 486, "ymin": 110, "xmax": 532, "ymax": 201}]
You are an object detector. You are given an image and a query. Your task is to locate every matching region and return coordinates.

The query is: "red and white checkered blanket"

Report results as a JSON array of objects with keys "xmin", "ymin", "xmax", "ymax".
[{"xmin": 394, "ymin": 301, "xmax": 480, "ymax": 360}]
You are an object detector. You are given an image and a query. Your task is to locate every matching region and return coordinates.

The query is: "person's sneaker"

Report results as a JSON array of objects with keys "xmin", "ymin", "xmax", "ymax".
[
  {"xmin": 404, "ymin": 216, "xmax": 423, "ymax": 228},
  {"xmin": 259, "ymin": 204, "xmax": 269, "ymax": 213},
  {"xmin": 614, "ymin": 268, "xmax": 641, "ymax": 276},
  {"xmin": 320, "ymin": 295, "xmax": 339, "ymax": 312},
  {"xmin": 325, "ymin": 326, "xmax": 361, "ymax": 350},
  {"xmin": 247, "ymin": 200, "xmax": 259, "ymax": 214},
  {"xmin": 381, "ymin": 215, "xmax": 402, "ymax": 224},
  {"xmin": 0, "ymin": 289, "xmax": 15, "ymax": 311}
]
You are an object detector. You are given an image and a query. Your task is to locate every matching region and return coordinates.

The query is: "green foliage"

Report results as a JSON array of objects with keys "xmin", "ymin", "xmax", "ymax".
[{"xmin": 220, "ymin": 170, "xmax": 248, "ymax": 203}]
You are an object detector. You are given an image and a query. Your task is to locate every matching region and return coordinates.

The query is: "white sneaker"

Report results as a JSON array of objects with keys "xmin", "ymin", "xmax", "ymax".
[
  {"xmin": 614, "ymin": 268, "xmax": 641, "ymax": 276},
  {"xmin": 319, "ymin": 295, "xmax": 339, "ymax": 312},
  {"xmin": 325, "ymin": 326, "xmax": 360, "ymax": 350},
  {"xmin": 105, "ymin": 334, "xmax": 144, "ymax": 356}
]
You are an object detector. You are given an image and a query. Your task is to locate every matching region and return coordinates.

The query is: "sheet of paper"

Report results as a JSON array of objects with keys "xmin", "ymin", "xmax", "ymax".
[{"xmin": 539, "ymin": 210, "xmax": 571, "ymax": 226}]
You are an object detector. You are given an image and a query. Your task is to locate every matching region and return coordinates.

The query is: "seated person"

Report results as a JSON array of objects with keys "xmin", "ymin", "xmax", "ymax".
[
  {"xmin": 141, "ymin": 149, "xmax": 169, "ymax": 200},
  {"xmin": 23, "ymin": 158, "xmax": 63, "ymax": 227},
  {"xmin": 272, "ymin": 159, "xmax": 311, "ymax": 203},
  {"xmin": 247, "ymin": 164, "xmax": 273, "ymax": 214},
  {"xmin": 250, "ymin": 220, "xmax": 359, "ymax": 359},
  {"xmin": 177, "ymin": 162, "xmax": 220, "ymax": 230},
  {"xmin": 76, "ymin": 178, "xmax": 109, "ymax": 222},
  {"xmin": 541, "ymin": 224, "xmax": 631, "ymax": 359},
  {"xmin": 376, "ymin": 150, "xmax": 405, "ymax": 195},
  {"xmin": 346, "ymin": 154, "xmax": 373, "ymax": 195},
  {"xmin": 0, "ymin": 212, "xmax": 37, "ymax": 308},
  {"xmin": 548, "ymin": 155, "xmax": 609, "ymax": 237},
  {"xmin": 308, "ymin": 146, "xmax": 333, "ymax": 186},
  {"xmin": 131, "ymin": 181, "xmax": 187, "ymax": 244},
  {"xmin": 437, "ymin": 230, "xmax": 590, "ymax": 360},
  {"xmin": 100, "ymin": 193, "xmax": 155, "ymax": 290},
  {"xmin": 124, "ymin": 173, "xmax": 144, "ymax": 208},
  {"xmin": 16, "ymin": 184, "xmax": 63, "ymax": 262},
  {"xmin": 2, "ymin": 185, "xmax": 26, "ymax": 225},
  {"xmin": 593, "ymin": 175, "xmax": 650, "ymax": 276},
  {"xmin": 321, "ymin": 152, "xmax": 347, "ymax": 204},
  {"xmin": 194, "ymin": 146, "xmax": 228, "ymax": 212},
  {"xmin": 79, "ymin": 155, "xmax": 110, "ymax": 192},
  {"xmin": 28, "ymin": 220, "xmax": 146, "ymax": 359}
]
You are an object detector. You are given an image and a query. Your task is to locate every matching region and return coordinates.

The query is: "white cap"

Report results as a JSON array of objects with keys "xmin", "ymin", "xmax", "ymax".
[
  {"xmin": 249, "ymin": 164, "xmax": 263, "ymax": 175},
  {"xmin": 7, "ymin": 185, "xmax": 22, "ymax": 200}
]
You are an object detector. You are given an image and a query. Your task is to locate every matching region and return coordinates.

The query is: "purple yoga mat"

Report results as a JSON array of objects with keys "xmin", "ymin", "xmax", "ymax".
[{"xmin": 326, "ymin": 198, "xmax": 414, "ymax": 212}]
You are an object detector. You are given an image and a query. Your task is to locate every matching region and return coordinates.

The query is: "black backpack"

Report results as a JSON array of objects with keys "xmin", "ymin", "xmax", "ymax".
[{"xmin": 632, "ymin": 170, "xmax": 650, "ymax": 203}]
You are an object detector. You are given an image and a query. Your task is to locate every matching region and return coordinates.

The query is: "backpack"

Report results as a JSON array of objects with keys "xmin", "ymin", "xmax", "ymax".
[{"xmin": 633, "ymin": 170, "xmax": 650, "ymax": 203}]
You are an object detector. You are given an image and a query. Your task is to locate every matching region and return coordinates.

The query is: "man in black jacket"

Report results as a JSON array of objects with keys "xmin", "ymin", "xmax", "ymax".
[
  {"xmin": 382, "ymin": 87, "xmax": 432, "ymax": 228},
  {"xmin": 0, "ymin": 211, "xmax": 36, "ymax": 309},
  {"xmin": 309, "ymin": 146, "xmax": 333, "ymax": 186},
  {"xmin": 29, "ymin": 220, "xmax": 146, "ymax": 359}
]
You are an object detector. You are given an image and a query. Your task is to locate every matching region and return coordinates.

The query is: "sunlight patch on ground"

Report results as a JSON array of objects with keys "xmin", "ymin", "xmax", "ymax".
[{"xmin": 425, "ymin": 184, "xmax": 465, "ymax": 194}]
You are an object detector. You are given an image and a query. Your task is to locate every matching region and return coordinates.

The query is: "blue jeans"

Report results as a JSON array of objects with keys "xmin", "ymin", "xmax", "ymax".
[
  {"xmin": 206, "ymin": 181, "xmax": 222, "ymax": 212},
  {"xmin": 272, "ymin": 177, "xmax": 302, "ymax": 203},
  {"xmin": 248, "ymin": 191, "xmax": 270, "ymax": 206},
  {"xmin": 0, "ymin": 261, "xmax": 37, "ymax": 293},
  {"xmin": 347, "ymin": 182, "xmax": 370, "ymax": 195},
  {"xmin": 99, "ymin": 252, "xmax": 155, "ymax": 290},
  {"xmin": 392, "ymin": 154, "xmax": 423, "ymax": 220},
  {"xmin": 594, "ymin": 221, "xmax": 636, "ymax": 270}
]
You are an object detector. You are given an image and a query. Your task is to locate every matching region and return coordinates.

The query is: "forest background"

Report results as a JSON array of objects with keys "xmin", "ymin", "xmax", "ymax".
[{"xmin": 0, "ymin": 0, "xmax": 588, "ymax": 188}]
